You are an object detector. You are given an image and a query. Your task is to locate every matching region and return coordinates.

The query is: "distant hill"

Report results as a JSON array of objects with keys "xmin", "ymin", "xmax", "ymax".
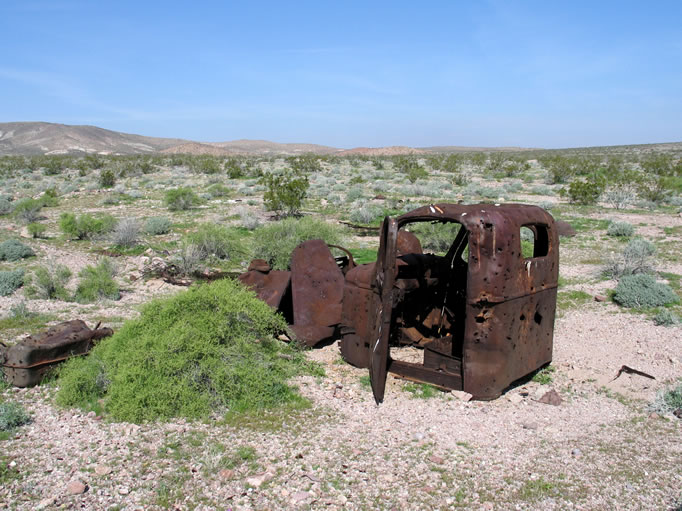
[
  {"xmin": 336, "ymin": 146, "xmax": 425, "ymax": 156},
  {"xmin": 207, "ymin": 139, "xmax": 340, "ymax": 155},
  {"xmin": 161, "ymin": 142, "xmax": 238, "ymax": 156},
  {"xmin": 0, "ymin": 122, "xmax": 188, "ymax": 155}
]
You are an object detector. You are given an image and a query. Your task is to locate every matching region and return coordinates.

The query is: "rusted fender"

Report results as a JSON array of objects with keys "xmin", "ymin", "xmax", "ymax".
[{"xmin": 237, "ymin": 259, "xmax": 291, "ymax": 310}]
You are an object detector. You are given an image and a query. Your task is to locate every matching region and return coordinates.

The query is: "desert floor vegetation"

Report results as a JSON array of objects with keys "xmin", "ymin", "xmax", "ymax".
[{"xmin": 0, "ymin": 148, "xmax": 680, "ymax": 510}]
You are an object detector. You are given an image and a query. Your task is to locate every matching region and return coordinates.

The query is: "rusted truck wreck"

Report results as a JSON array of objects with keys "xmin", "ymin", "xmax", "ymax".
[{"xmin": 239, "ymin": 203, "xmax": 559, "ymax": 403}]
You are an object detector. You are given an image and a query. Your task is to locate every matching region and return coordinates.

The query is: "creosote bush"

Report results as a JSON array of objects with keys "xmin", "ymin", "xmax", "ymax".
[
  {"xmin": 165, "ymin": 187, "xmax": 201, "ymax": 211},
  {"xmin": 27, "ymin": 222, "xmax": 47, "ymax": 238},
  {"xmin": 27, "ymin": 262, "xmax": 71, "ymax": 300},
  {"xmin": 56, "ymin": 279, "xmax": 320, "ymax": 422},
  {"xmin": 184, "ymin": 224, "xmax": 249, "ymax": 262},
  {"xmin": 260, "ymin": 168, "xmax": 309, "ymax": 217},
  {"xmin": 607, "ymin": 221, "xmax": 634, "ymax": 237},
  {"xmin": 612, "ymin": 274, "xmax": 679, "ymax": 308},
  {"xmin": 0, "ymin": 269, "xmax": 24, "ymax": 297},
  {"xmin": 59, "ymin": 213, "xmax": 116, "ymax": 240},
  {"xmin": 253, "ymin": 217, "xmax": 345, "ymax": 270},
  {"xmin": 145, "ymin": 216, "xmax": 172, "ymax": 235},
  {"xmin": 74, "ymin": 259, "xmax": 120, "ymax": 303},
  {"xmin": 0, "ymin": 239, "xmax": 35, "ymax": 261}
]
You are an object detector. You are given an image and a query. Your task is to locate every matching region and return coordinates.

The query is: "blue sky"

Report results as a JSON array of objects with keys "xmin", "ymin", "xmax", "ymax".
[{"xmin": 1, "ymin": 1, "xmax": 680, "ymax": 148}]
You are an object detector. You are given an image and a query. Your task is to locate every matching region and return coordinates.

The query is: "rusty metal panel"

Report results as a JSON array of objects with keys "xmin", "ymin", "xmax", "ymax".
[
  {"xmin": 1, "ymin": 320, "xmax": 113, "ymax": 387},
  {"xmin": 237, "ymin": 265, "xmax": 291, "ymax": 310},
  {"xmin": 289, "ymin": 240, "xmax": 345, "ymax": 347}
]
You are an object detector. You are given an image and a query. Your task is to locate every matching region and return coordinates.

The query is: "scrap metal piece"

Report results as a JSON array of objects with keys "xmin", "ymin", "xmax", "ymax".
[
  {"xmin": 1, "ymin": 320, "xmax": 113, "ymax": 387},
  {"xmin": 612, "ymin": 365, "xmax": 656, "ymax": 381},
  {"xmin": 237, "ymin": 261, "xmax": 291, "ymax": 310},
  {"xmin": 290, "ymin": 240, "xmax": 345, "ymax": 347}
]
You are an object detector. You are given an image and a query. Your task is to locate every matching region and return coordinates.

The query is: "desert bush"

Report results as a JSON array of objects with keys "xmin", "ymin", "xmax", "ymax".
[
  {"xmin": 0, "ymin": 197, "xmax": 11, "ymax": 215},
  {"xmin": 74, "ymin": 259, "xmax": 120, "ymax": 303},
  {"xmin": 0, "ymin": 269, "xmax": 24, "ymax": 296},
  {"xmin": 26, "ymin": 262, "xmax": 72, "ymax": 300},
  {"xmin": 0, "ymin": 402, "xmax": 31, "ymax": 432},
  {"xmin": 653, "ymin": 309, "xmax": 678, "ymax": 326},
  {"xmin": 564, "ymin": 174, "xmax": 606, "ymax": 205},
  {"xmin": 175, "ymin": 242, "xmax": 205, "ymax": 275},
  {"xmin": 12, "ymin": 198, "xmax": 43, "ymax": 223},
  {"xmin": 27, "ymin": 222, "xmax": 47, "ymax": 238},
  {"xmin": 110, "ymin": 218, "xmax": 141, "ymax": 247},
  {"xmin": 59, "ymin": 213, "xmax": 116, "ymax": 240},
  {"xmin": 602, "ymin": 238, "xmax": 656, "ymax": 278},
  {"xmin": 56, "ymin": 278, "xmax": 319, "ymax": 422},
  {"xmin": 184, "ymin": 224, "xmax": 248, "ymax": 262},
  {"xmin": 165, "ymin": 187, "xmax": 201, "ymax": 211},
  {"xmin": 607, "ymin": 221, "xmax": 634, "ymax": 237},
  {"xmin": 236, "ymin": 207, "xmax": 261, "ymax": 230},
  {"xmin": 145, "ymin": 216, "xmax": 172, "ymax": 235},
  {"xmin": 649, "ymin": 382, "xmax": 682, "ymax": 415},
  {"xmin": 260, "ymin": 168, "xmax": 309, "ymax": 217},
  {"xmin": 253, "ymin": 217, "xmax": 345, "ymax": 270},
  {"xmin": 346, "ymin": 186, "xmax": 365, "ymax": 202},
  {"xmin": 349, "ymin": 203, "xmax": 383, "ymax": 225},
  {"xmin": 395, "ymin": 158, "xmax": 428, "ymax": 183},
  {"xmin": 637, "ymin": 153, "xmax": 681, "ymax": 203},
  {"xmin": 206, "ymin": 183, "xmax": 232, "ymax": 198},
  {"xmin": 612, "ymin": 274, "xmax": 679, "ymax": 308},
  {"xmin": 99, "ymin": 169, "xmax": 116, "ymax": 188},
  {"xmin": 0, "ymin": 239, "xmax": 35, "ymax": 261}
]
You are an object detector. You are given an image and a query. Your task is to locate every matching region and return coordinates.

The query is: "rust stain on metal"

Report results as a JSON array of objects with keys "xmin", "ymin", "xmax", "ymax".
[{"xmin": 1, "ymin": 320, "xmax": 113, "ymax": 387}]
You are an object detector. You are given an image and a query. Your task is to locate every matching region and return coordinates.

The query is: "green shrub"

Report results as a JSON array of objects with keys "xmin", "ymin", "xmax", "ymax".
[
  {"xmin": 607, "ymin": 221, "xmax": 634, "ymax": 237},
  {"xmin": 99, "ymin": 169, "xmax": 116, "ymax": 188},
  {"xmin": 27, "ymin": 222, "xmax": 47, "ymax": 239},
  {"xmin": 165, "ymin": 187, "xmax": 200, "ymax": 211},
  {"xmin": 145, "ymin": 216, "xmax": 172, "ymax": 235},
  {"xmin": 0, "ymin": 239, "xmax": 35, "ymax": 261},
  {"xmin": 653, "ymin": 309, "xmax": 678, "ymax": 326},
  {"xmin": 184, "ymin": 224, "xmax": 248, "ymax": 262},
  {"xmin": 260, "ymin": 168, "xmax": 309, "ymax": 217},
  {"xmin": 0, "ymin": 402, "xmax": 31, "ymax": 431},
  {"xmin": 0, "ymin": 269, "xmax": 24, "ymax": 296},
  {"xmin": 12, "ymin": 198, "xmax": 43, "ymax": 223},
  {"xmin": 253, "ymin": 217, "xmax": 345, "ymax": 270},
  {"xmin": 27, "ymin": 263, "xmax": 71, "ymax": 300},
  {"xmin": 59, "ymin": 212, "xmax": 116, "ymax": 240},
  {"xmin": 56, "ymin": 279, "xmax": 318, "ymax": 422},
  {"xmin": 564, "ymin": 175, "xmax": 606, "ymax": 205},
  {"xmin": 206, "ymin": 183, "xmax": 232, "ymax": 198},
  {"xmin": 0, "ymin": 197, "xmax": 11, "ymax": 215},
  {"xmin": 612, "ymin": 274, "xmax": 679, "ymax": 308},
  {"xmin": 74, "ymin": 259, "xmax": 120, "ymax": 303}
]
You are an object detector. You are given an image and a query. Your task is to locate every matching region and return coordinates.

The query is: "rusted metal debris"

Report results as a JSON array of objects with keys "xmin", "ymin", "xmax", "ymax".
[
  {"xmin": 240, "ymin": 203, "xmax": 559, "ymax": 403},
  {"xmin": 0, "ymin": 320, "xmax": 113, "ymax": 387}
]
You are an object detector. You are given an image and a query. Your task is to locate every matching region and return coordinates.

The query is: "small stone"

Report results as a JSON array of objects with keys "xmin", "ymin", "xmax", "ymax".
[
  {"xmin": 571, "ymin": 448, "xmax": 582, "ymax": 457},
  {"xmin": 594, "ymin": 295, "xmax": 607, "ymax": 302},
  {"xmin": 648, "ymin": 412, "xmax": 660, "ymax": 420},
  {"xmin": 66, "ymin": 480, "xmax": 87, "ymax": 495},
  {"xmin": 219, "ymin": 469, "xmax": 235, "ymax": 480},
  {"xmin": 278, "ymin": 334, "xmax": 290, "ymax": 342},
  {"xmin": 507, "ymin": 393, "xmax": 524, "ymax": 404},
  {"xmin": 86, "ymin": 411, "xmax": 96, "ymax": 418},
  {"xmin": 451, "ymin": 390, "xmax": 473, "ymax": 401},
  {"xmin": 673, "ymin": 408, "xmax": 682, "ymax": 419},
  {"xmin": 291, "ymin": 491, "xmax": 310, "ymax": 502},
  {"xmin": 36, "ymin": 497, "xmax": 55, "ymax": 510},
  {"xmin": 521, "ymin": 422, "xmax": 538, "ymax": 430},
  {"xmin": 118, "ymin": 486, "xmax": 130, "ymax": 495},
  {"xmin": 95, "ymin": 465, "xmax": 112, "ymax": 476},
  {"xmin": 246, "ymin": 471, "xmax": 273, "ymax": 488},
  {"xmin": 352, "ymin": 448, "xmax": 362, "ymax": 456},
  {"xmin": 537, "ymin": 389, "xmax": 563, "ymax": 406},
  {"xmin": 428, "ymin": 455, "xmax": 445, "ymax": 464},
  {"xmin": 413, "ymin": 432, "xmax": 424, "ymax": 441}
]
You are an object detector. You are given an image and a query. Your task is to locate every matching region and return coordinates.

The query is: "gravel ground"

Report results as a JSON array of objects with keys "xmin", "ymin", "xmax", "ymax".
[{"xmin": 1, "ymin": 196, "xmax": 681, "ymax": 510}]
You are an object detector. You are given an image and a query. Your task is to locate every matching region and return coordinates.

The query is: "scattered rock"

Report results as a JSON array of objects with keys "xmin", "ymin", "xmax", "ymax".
[
  {"xmin": 36, "ymin": 497, "xmax": 55, "ymax": 510},
  {"xmin": 412, "ymin": 432, "xmax": 424, "ymax": 441},
  {"xmin": 95, "ymin": 464, "xmax": 112, "ymax": 476},
  {"xmin": 66, "ymin": 480, "xmax": 87, "ymax": 495},
  {"xmin": 428, "ymin": 455, "xmax": 444, "ymax": 464},
  {"xmin": 118, "ymin": 486, "xmax": 130, "ymax": 495},
  {"xmin": 507, "ymin": 393, "xmax": 524, "ymax": 404},
  {"xmin": 673, "ymin": 408, "xmax": 682, "ymax": 419},
  {"xmin": 219, "ymin": 469, "xmax": 235, "ymax": 480},
  {"xmin": 246, "ymin": 471, "xmax": 274, "ymax": 488},
  {"xmin": 571, "ymin": 448, "xmax": 583, "ymax": 457},
  {"xmin": 291, "ymin": 491, "xmax": 310, "ymax": 503},
  {"xmin": 594, "ymin": 295, "xmax": 608, "ymax": 302},
  {"xmin": 648, "ymin": 412, "xmax": 660, "ymax": 420},
  {"xmin": 537, "ymin": 389, "xmax": 563, "ymax": 406},
  {"xmin": 451, "ymin": 390, "xmax": 473, "ymax": 401},
  {"xmin": 521, "ymin": 422, "xmax": 538, "ymax": 430}
]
